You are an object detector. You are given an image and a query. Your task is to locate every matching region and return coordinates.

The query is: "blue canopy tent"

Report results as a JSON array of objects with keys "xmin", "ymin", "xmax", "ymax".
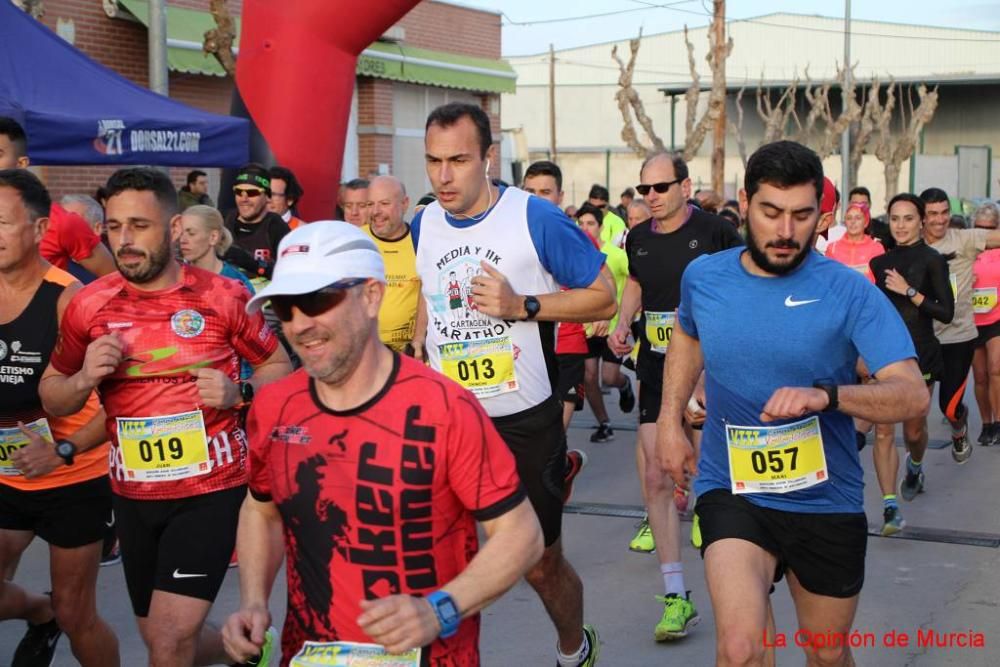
[{"xmin": 0, "ymin": 0, "xmax": 248, "ymax": 166}]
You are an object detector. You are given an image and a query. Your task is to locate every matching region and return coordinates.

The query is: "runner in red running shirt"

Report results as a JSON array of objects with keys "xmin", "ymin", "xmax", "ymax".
[
  {"xmin": 40, "ymin": 168, "xmax": 292, "ymax": 667},
  {"xmin": 221, "ymin": 221, "xmax": 542, "ymax": 666}
]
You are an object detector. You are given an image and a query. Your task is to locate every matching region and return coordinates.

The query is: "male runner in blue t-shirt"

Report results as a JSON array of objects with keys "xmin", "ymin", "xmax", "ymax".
[{"xmin": 657, "ymin": 141, "xmax": 928, "ymax": 667}]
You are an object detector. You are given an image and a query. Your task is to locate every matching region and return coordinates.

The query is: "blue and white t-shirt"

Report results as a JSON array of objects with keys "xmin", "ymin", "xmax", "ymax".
[
  {"xmin": 413, "ymin": 186, "xmax": 605, "ymax": 417},
  {"xmin": 681, "ymin": 248, "xmax": 915, "ymax": 513}
]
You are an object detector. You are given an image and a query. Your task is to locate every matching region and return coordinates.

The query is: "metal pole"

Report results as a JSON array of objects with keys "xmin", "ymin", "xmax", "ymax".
[
  {"xmin": 148, "ymin": 0, "xmax": 169, "ymax": 96},
  {"xmin": 549, "ymin": 43, "xmax": 557, "ymax": 161},
  {"xmin": 840, "ymin": 0, "xmax": 851, "ymax": 218}
]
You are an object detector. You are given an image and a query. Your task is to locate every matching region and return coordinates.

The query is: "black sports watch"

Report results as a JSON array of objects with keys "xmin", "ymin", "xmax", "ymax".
[
  {"xmin": 239, "ymin": 381, "xmax": 255, "ymax": 405},
  {"xmin": 523, "ymin": 295, "xmax": 541, "ymax": 320},
  {"xmin": 813, "ymin": 383, "xmax": 839, "ymax": 413},
  {"xmin": 55, "ymin": 440, "xmax": 77, "ymax": 466},
  {"xmin": 905, "ymin": 287, "xmax": 918, "ymax": 299}
]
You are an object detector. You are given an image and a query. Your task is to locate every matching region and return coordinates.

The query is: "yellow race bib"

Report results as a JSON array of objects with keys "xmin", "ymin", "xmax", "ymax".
[
  {"xmin": 116, "ymin": 410, "xmax": 212, "ymax": 482},
  {"xmin": 0, "ymin": 418, "xmax": 54, "ymax": 476},
  {"xmin": 291, "ymin": 641, "xmax": 420, "ymax": 666},
  {"xmin": 726, "ymin": 416, "xmax": 828, "ymax": 494},
  {"xmin": 438, "ymin": 338, "xmax": 518, "ymax": 399},
  {"xmin": 973, "ymin": 287, "xmax": 998, "ymax": 315},
  {"xmin": 645, "ymin": 311, "xmax": 676, "ymax": 354},
  {"xmin": 950, "ymin": 273, "xmax": 958, "ymax": 299}
]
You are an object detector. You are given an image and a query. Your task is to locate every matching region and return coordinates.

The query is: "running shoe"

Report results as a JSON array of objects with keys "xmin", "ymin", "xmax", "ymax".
[
  {"xmin": 100, "ymin": 538, "xmax": 121, "ymax": 567},
  {"xmin": 881, "ymin": 506, "xmax": 905, "ymax": 536},
  {"xmin": 628, "ymin": 516, "xmax": 655, "ymax": 553},
  {"xmin": 618, "ymin": 376, "xmax": 635, "ymax": 413},
  {"xmin": 245, "ymin": 626, "xmax": 278, "ymax": 667},
  {"xmin": 951, "ymin": 431, "xmax": 972, "ymax": 463},
  {"xmin": 11, "ymin": 616, "xmax": 62, "ymax": 667},
  {"xmin": 590, "ymin": 423, "xmax": 615, "ymax": 443},
  {"xmin": 690, "ymin": 513, "xmax": 702, "ymax": 549},
  {"xmin": 899, "ymin": 457, "xmax": 924, "ymax": 501},
  {"xmin": 562, "ymin": 450, "xmax": 588, "ymax": 503},
  {"xmin": 673, "ymin": 486, "xmax": 690, "ymax": 512},
  {"xmin": 978, "ymin": 423, "xmax": 993, "ymax": 446},
  {"xmin": 654, "ymin": 593, "xmax": 699, "ymax": 641},
  {"xmin": 565, "ymin": 624, "xmax": 601, "ymax": 667}
]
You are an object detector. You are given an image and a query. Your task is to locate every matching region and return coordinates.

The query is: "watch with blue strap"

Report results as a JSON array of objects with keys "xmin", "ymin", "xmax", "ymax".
[{"xmin": 425, "ymin": 590, "xmax": 460, "ymax": 638}]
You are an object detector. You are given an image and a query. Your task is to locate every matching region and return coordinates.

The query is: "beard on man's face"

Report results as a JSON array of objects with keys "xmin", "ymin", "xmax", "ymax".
[{"xmin": 744, "ymin": 221, "xmax": 813, "ymax": 276}]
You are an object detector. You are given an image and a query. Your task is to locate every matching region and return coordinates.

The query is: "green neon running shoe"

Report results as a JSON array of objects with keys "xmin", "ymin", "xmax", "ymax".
[
  {"xmin": 654, "ymin": 593, "xmax": 699, "ymax": 641},
  {"xmin": 246, "ymin": 626, "xmax": 278, "ymax": 667},
  {"xmin": 628, "ymin": 515, "xmax": 655, "ymax": 553}
]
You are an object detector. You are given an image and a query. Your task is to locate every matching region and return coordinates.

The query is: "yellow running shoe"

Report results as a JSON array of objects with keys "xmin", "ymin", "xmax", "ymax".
[
  {"xmin": 654, "ymin": 593, "xmax": 699, "ymax": 641},
  {"xmin": 628, "ymin": 515, "xmax": 655, "ymax": 553}
]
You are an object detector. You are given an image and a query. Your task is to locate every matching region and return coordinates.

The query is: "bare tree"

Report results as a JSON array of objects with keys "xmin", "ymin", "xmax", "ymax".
[
  {"xmin": 872, "ymin": 81, "xmax": 939, "ymax": 208},
  {"xmin": 849, "ymin": 78, "xmax": 885, "ymax": 187},
  {"xmin": 203, "ymin": 0, "xmax": 237, "ymax": 77},
  {"xmin": 611, "ymin": 29, "xmax": 665, "ymax": 157},
  {"xmin": 756, "ymin": 75, "xmax": 799, "ymax": 144},
  {"xmin": 728, "ymin": 85, "xmax": 749, "ymax": 168}
]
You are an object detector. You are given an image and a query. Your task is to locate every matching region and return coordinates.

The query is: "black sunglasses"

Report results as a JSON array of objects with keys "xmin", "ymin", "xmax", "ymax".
[
  {"xmin": 636, "ymin": 179, "xmax": 682, "ymax": 196},
  {"xmin": 233, "ymin": 187, "xmax": 264, "ymax": 198},
  {"xmin": 270, "ymin": 278, "xmax": 367, "ymax": 322}
]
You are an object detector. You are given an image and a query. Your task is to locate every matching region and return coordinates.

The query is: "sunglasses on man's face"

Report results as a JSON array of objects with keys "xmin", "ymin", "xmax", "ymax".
[
  {"xmin": 269, "ymin": 278, "xmax": 368, "ymax": 322},
  {"xmin": 636, "ymin": 179, "xmax": 682, "ymax": 196},
  {"xmin": 234, "ymin": 188, "xmax": 264, "ymax": 198}
]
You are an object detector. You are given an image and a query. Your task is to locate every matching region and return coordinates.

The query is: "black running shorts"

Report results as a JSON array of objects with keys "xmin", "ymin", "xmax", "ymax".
[
  {"xmin": 113, "ymin": 484, "xmax": 246, "ymax": 617},
  {"xmin": 585, "ymin": 336, "xmax": 623, "ymax": 364},
  {"xmin": 556, "ymin": 353, "xmax": 586, "ymax": 403},
  {"xmin": 492, "ymin": 397, "xmax": 566, "ymax": 547},
  {"xmin": 938, "ymin": 340, "xmax": 976, "ymax": 423},
  {"xmin": 0, "ymin": 475, "xmax": 112, "ymax": 549},
  {"xmin": 696, "ymin": 489, "xmax": 868, "ymax": 598},
  {"xmin": 976, "ymin": 320, "xmax": 1000, "ymax": 348}
]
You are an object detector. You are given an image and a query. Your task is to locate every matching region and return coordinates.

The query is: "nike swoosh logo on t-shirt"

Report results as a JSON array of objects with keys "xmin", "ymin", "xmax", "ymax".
[{"xmin": 784, "ymin": 296, "xmax": 820, "ymax": 307}]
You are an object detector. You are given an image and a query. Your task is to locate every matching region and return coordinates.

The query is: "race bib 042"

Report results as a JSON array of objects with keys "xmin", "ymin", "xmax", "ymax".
[
  {"xmin": 973, "ymin": 286, "xmax": 998, "ymax": 315},
  {"xmin": 726, "ymin": 416, "xmax": 828, "ymax": 494},
  {"xmin": 291, "ymin": 641, "xmax": 420, "ymax": 666},
  {"xmin": 116, "ymin": 409, "xmax": 212, "ymax": 482}
]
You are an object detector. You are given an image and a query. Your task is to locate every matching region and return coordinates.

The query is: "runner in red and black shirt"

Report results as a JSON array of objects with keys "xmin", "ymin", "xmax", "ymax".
[
  {"xmin": 222, "ymin": 221, "xmax": 542, "ymax": 667},
  {"xmin": 40, "ymin": 168, "xmax": 291, "ymax": 667}
]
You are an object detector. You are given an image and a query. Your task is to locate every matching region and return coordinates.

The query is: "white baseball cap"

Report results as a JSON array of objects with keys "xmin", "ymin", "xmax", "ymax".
[{"xmin": 245, "ymin": 220, "xmax": 385, "ymax": 314}]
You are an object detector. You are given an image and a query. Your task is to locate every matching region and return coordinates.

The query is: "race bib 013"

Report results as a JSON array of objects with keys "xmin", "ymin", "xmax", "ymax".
[
  {"xmin": 726, "ymin": 416, "xmax": 828, "ymax": 495},
  {"xmin": 439, "ymin": 337, "xmax": 519, "ymax": 398}
]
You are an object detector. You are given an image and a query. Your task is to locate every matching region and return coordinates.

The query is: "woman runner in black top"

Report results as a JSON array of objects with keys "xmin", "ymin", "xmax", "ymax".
[{"xmin": 868, "ymin": 193, "xmax": 954, "ymax": 534}]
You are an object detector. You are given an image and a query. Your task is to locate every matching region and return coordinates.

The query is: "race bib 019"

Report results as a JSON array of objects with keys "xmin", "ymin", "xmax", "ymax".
[
  {"xmin": 116, "ymin": 410, "xmax": 212, "ymax": 482},
  {"xmin": 973, "ymin": 286, "xmax": 998, "ymax": 315},
  {"xmin": 726, "ymin": 416, "xmax": 828, "ymax": 494},
  {"xmin": 291, "ymin": 641, "xmax": 420, "ymax": 666},
  {"xmin": 644, "ymin": 311, "xmax": 676, "ymax": 354},
  {"xmin": 439, "ymin": 337, "xmax": 519, "ymax": 398},
  {"xmin": 0, "ymin": 417, "xmax": 54, "ymax": 476}
]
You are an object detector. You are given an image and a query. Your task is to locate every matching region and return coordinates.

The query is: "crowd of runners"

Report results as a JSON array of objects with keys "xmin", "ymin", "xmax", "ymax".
[{"xmin": 0, "ymin": 100, "xmax": 995, "ymax": 667}]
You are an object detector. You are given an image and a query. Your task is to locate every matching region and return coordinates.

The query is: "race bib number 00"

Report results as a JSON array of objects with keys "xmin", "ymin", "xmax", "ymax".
[
  {"xmin": 973, "ymin": 287, "xmax": 998, "ymax": 315},
  {"xmin": 116, "ymin": 410, "xmax": 212, "ymax": 482},
  {"xmin": 0, "ymin": 418, "xmax": 54, "ymax": 476},
  {"xmin": 726, "ymin": 416, "xmax": 828, "ymax": 494},
  {"xmin": 645, "ymin": 311, "xmax": 676, "ymax": 354},
  {"xmin": 291, "ymin": 641, "xmax": 420, "ymax": 666},
  {"xmin": 439, "ymin": 338, "xmax": 518, "ymax": 398}
]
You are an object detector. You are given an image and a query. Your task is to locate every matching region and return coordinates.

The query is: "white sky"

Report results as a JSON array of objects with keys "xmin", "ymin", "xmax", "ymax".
[{"xmin": 453, "ymin": 0, "xmax": 1000, "ymax": 56}]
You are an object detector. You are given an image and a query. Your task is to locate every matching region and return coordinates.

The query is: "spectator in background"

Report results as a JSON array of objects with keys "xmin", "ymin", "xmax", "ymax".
[
  {"xmin": 224, "ymin": 163, "xmax": 290, "ymax": 285},
  {"xmin": 627, "ymin": 199, "xmax": 652, "ymax": 229},
  {"xmin": 587, "ymin": 183, "xmax": 627, "ymax": 247},
  {"xmin": 267, "ymin": 165, "xmax": 305, "ymax": 229},
  {"xmin": 0, "ymin": 117, "xmax": 115, "ymax": 279},
  {"xmin": 178, "ymin": 169, "xmax": 213, "ymax": 210},
  {"xmin": 851, "ymin": 185, "xmax": 894, "ymax": 250},
  {"xmin": 414, "ymin": 192, "xmax": 436, "ymax": 214},
  {"xmin": 694, "ymin": 188, "xmax": 723, "ymax": 213},
  {"xmin": 342, "ymin": 178, "xmax": 370, "ymax": 226},
  {"xmin": 614, "ymin": 187, "xmax": 635, "ymax": 219},
  {"xmin": 564, "ymin": 204, "xmax": 578, "ymax": 218},
  {"xmin": 60, "ymin": 194, "xmax": 104, "ymax": 236}
]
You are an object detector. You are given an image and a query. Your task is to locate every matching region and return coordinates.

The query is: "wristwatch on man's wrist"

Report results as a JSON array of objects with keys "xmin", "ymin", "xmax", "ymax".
[
  {"xmin": 55, "ymin": 440, "xmax": 77, "ymax": 466},
  {"xmin": 426, "ymin": 590, "xmax": 461, "ymax": 638},
  {"xmin": 813, "ymin": 383, "xmax": 839, "ymax": 413},
  {"xmin": 523, "ymin": 295, "xmax": 541, "ymax": 320}
]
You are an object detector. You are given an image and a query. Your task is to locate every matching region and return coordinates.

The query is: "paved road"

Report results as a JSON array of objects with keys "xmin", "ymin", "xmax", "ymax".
[{"xmin": 3, "ymin": 382, "xmax": 999, "ymax": 666}]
